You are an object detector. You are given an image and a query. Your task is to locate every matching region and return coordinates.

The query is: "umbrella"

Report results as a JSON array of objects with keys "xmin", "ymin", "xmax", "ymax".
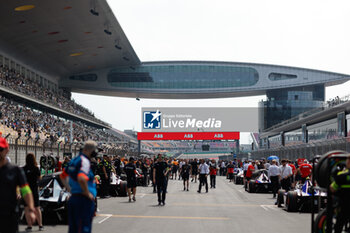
[{"xmin": 267, "ymin": 155, "xmax": 279, "ymax": 161}]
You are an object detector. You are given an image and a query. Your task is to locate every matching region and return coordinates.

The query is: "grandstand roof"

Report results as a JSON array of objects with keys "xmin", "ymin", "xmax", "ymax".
[{"xmin": 0, "ymin": 0, "xmax": 140, "ymax": 78}]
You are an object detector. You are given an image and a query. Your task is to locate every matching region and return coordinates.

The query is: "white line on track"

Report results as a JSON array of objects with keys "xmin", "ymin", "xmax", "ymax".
[
  {"xmin": 98, "ymin": 214, "xmax": 112, "ymax": 224},
  {"xmin": 266, "ymin": 205, "xmax": 277, "ymax": 211},
  {"xmin": 260, "ymin": 205, "xmax": 269, "ymax": 211},
  {"xmin": 139, "ymin": 194, "xmax": 146, "ymax": 198}
]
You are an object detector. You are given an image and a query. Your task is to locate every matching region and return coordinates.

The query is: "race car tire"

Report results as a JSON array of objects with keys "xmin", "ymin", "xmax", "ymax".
[
  {"xmin": 235, "ymin": 177, "xmax": 240, "ymax": 185},
  {"xmin": 109, "ymin": 185, "xmax": 118, "ymax": 197},
  {"xmin": 314, "ymin": 150, "xmax": 347, "ymax": 189},
  {"xmin": 248, "ymin": 181, "xmax": 256, "ymax": 193},
  {"xmin": 277, "ymin": 189, "xmax": 285, "ymax": 207},
  {"xmin": 285, "ymin": 191, "xmax": 298, "ymax": 212},
  {"xmin": 118, "ymin": 181, "xmax": 128, "ymax": 197},
  {"xmin": 314, "ymin": 208, "xmax": 327, "ymax": 233}
]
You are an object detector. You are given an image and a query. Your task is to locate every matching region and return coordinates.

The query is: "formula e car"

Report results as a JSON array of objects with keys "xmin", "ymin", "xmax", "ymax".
[
  {"xmin": 37, "ymin": 172, "xmax": 70, "ymax": 223},
  {"xmin": 234, "ymin": 168, "xmax": 244, "ymax": 185},
  {"xmin": 245, "ymin": 169, "xmax": 272, "ymax": 193},
  {"xmin": 136, "ymin": 168, "xmax": 150, "ymax": 186},
  {"xmin": 103, "ymin": 173, "xmax": 128, "ymax": 197},
  {"xmin": 276, "ymin": 179, "xmax": 327, "ymax": 212}
]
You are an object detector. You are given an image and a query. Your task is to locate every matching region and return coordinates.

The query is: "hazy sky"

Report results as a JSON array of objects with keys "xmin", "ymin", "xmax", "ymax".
[{"xmin": 72, "ymin": 0, "xmax": 350, "ymax": 143}]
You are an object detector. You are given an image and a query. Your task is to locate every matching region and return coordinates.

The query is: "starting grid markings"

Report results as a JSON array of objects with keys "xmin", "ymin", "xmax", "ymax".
[{"xmin": 96, "ymin": 214, "xmax": 230, "ymax": 221}]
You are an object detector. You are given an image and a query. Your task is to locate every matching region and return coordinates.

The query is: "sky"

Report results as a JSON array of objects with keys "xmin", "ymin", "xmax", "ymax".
[{"xmin": 72, "ymin": 0, "xmax": 350, "ymax": 144}]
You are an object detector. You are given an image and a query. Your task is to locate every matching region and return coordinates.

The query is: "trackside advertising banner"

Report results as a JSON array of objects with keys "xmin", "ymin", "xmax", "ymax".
[
  {"xmin": 137, "ymin": 132, "xmax": 240, "ymax": 140},
  {"xmin": 141, "ymin": 107, "xmax": 258, "ymax": 133}
]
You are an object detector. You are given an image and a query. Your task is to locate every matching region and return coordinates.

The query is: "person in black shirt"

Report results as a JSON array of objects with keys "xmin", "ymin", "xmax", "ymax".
[
  {"xmin": 181, "ymin": 160, "xmax": 191, "ymax": 191},
  {"xmin": 98, "ymin": 155, "xmax": 112, "ymax": 198},
  {"xmin": 114, "ymin": 156, "xmax": 121, "ymax": 176},
  {"xmin": 141, "ymin": 159, "xmax": 149, "ymax": 187},
  {"xmin": 150, "ymin": 160, "xmax": 156, "ymax": 193},
  {"xmin": 0, "ymin": 137, "xmax": 36, "ymax": 233},
  {"xmin": 153, "ymin": 154, "xmax": 170, "ymax": 206},
  {"xmin": 23, "ymin": 153, "xmax": 44, "ymax": 231},
  {"xmin": 124, "ymin": 157, "xmax": 139, "ymax": 202},
  {"xmin": 190, "ymin": 158, "xmax": 198, "ymax": 183}
]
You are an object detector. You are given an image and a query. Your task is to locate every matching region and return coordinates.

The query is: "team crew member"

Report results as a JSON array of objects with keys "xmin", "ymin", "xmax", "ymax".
[
  {"xmin": 171, "ymin": 159, "xmax": 179, "ymax": 180},
  {"xmin": 246, "ymin": 161, "xmax": 255, "ymax": 181},
  {"xmin": 280, "ymin": 159, "xmax": 293, "ymax": 191},
  {"xmin": 287, "ymin": 160, "xmax": 296, "ymax": 187},
  {"xmin": 227, "ymin": 161, "xmax": 235, "ymax": 182},
  {"xmin": 268, "ymin": 160, "xmax": 280, "ymax": 198},
  {"xmin": 98, "ymin": 154, "xmax": 112, "ymax": 198},
  {"xmin": 298, "ymin": 160, "xmax": 312, "ymax": 183},
  {"xmin": 141, "ymin": 158, "xmax": 149, "ymax": 187},
  {"xmin": 243, "ymin": 160, "xmax": 249, "ymax": 184},
  {"xmin": 191, "ymin": 159, "xmax": 198, "ymax": 182},
  {"xmin": 0, "ymin": 137, "xmax": 36, "ymax": 233},
  {"xmin": 198, "ymin": 159, "xmax": 209, "ymax": 193},
  {"xmin": 150, "ymin": 160, "xmax": 156, "ymax": 193},
  {"xmin": 179, "ymin": 159, "xmax": 185, "ymax": 180},
  {"xmin": 60, "ymin": 140, "xmax": 98, "ymax": 233},
  {"xmin": 113, "ymin": 156, "xmax": 122, "ymax": 176},
  {"xmin": 153, "ymin": 155, "xmax": 170, "ymax": 206},
  {"xmin": 330, "ymin": 154, "xmax": 350, "ymax": 233},
  {"xmin": 219, "ymin": 160, "xmax": 226, "ymax": 176},
  {"xmin": 209, "ymin": 160, "xmax": 217, "ymax": 188},
  {"xmin": 124, "ymin": 157, "xmax": 139, "ymax": 202},
  {"xmin": 181, "ymin": 160, "xmax": 191, "ymax": 191},
  {"xmin": 23, "ymin": 153, "xmax": 44, "ymax": 232}
]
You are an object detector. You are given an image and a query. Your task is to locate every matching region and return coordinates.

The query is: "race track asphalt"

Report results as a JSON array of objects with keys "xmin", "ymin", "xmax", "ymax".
[{"xmin": 19, "ymin": 176, "xmax": 311, "ymax": 233}]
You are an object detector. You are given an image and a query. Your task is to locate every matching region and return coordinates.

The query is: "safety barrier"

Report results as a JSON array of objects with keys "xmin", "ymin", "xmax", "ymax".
[
  {"xmin": 4, "ymin": 135, "xmax": 132, "ymax": 166},
  {"xmin": 250, "ymin": 137, "xmax": 350, "ymax": 160}
]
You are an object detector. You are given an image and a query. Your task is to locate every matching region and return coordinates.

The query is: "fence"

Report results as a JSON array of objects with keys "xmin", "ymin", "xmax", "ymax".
[
  {"xmin": 250, "ymin": 137, "xmax": 350, "ymax": 160},
  {"xmin": 5, "ymin": 135, "xmax": 133, "ymax": 166}
]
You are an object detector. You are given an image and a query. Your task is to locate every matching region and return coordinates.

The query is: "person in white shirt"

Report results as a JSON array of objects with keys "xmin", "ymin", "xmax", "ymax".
[
  {"xmin": 197, "ymin": 159, "xmax": 209, "ymax": 193},
  {"xmin": 220, "ymin": 161, "xmax": 226, "ymax": 176},
  {"xmin": 264, "ymin": 160, "xmax": 271, "ymax": 170},
  {"xmin": 268, "ymin": 160, "xmax": 281, "ymax": 198},
  {"xmin": 279, "ymin": 159, "xmax": 293, "ymax": 191},
  {"xmin": 243, "ymin": 160, "xmax": 249, "ymax": 184}
]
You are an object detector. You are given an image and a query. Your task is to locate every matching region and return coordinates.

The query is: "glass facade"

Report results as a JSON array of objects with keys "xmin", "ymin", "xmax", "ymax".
[
  {"xmin": 69, "ymin": 74, "xmax": 97, "ymax": 81},
  {"xmin": 107, "ymin": 65, "xmax": 259, "ymax": 89},
  {"xmin": 268, "ymin": 73, "xmax": 297, "ymax": 81},
  {"xmin": 307, "ymin": 118, "xmax": 338, "ymax": 142},
  {"xmin": 260, "ymin": 84, "xmax": 325, "ymax": 130}
]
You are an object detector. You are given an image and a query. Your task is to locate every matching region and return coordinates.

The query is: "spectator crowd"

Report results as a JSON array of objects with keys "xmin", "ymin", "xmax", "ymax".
[
  {"xmin": 0, "ymin": 95, "xmax": 121, "ymax": 146},
  {"xmin": 0, "ymin": 65, "xmax": 108, "ymax": 126}
]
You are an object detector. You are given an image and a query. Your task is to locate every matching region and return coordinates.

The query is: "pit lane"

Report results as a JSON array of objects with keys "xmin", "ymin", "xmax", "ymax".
[{"xmin": 19, "ymin": 176, "xmax": 310, "ymax": 233}]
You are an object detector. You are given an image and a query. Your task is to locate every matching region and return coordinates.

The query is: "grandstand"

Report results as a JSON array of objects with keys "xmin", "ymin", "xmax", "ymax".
[
  {"xmin": 0, "ymin": 64, "xmax": 134, "ymax": 164},
  {"xmin": 0, "ymin": 65, "xmax": 110, "ymax": 127}
]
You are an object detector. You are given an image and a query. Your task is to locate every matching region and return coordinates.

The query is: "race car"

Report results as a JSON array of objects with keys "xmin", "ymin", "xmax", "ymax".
[
  {"xmin": 35, "ymin": 172, "xmax": 70, "ymax": 223},
  {"xmin": 245, "ymin": 169, "xmax": 272, "ymax": 193},
  {"xmin": 233, "ymin": 168, "xmax": 244, "ymax": 185},
  {"xmin": 105, "ymin": 173, "xmax": 128, "ymax": 197},
  {"xmin": 276, "ymin": 179, "xmax": 327, "ymax": 212},
  {"xmin": 136, "ymin": 168, "xmax": 150, "ymax": 186}
]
